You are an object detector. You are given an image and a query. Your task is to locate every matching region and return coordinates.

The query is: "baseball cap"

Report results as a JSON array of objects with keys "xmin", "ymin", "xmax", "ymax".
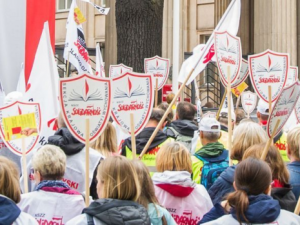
[
  {"xmin": 257, "ymin": 99, "xmax": 269, "ymax": 115},
  {"xmin": 199, "ymin": 117, "xmax": 220, "ymax": 132}
]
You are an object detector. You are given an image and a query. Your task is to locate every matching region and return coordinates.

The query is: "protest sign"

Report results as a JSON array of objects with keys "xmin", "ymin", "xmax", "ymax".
[
  {"xmin": 232, "ymin": 82, "xmax": 248, "ymax": 97},
  {"xmin": 231, "ymin": 58, "xmax": 249, "ymax": 88},
  {"xmin": 294, "ymin": 96, "xmax": 300, "ymax": 124},
  {"xmin": 286, "ymin": 66, "xmax": 298, "ymax": 87},
  {"xmin": 203, "ymin": 112, "xmax": 217, "ymax": 119},
  {"xmin": 249, "ymin": 49, "xmax": 289, "ymax": 103},
  {"xmin": 241, "ymin": 91, "xmax": 257, "ymax": 117},
  {"xmin": 109, "ymin": 64, "xmax": 133, "ymax": 78}
]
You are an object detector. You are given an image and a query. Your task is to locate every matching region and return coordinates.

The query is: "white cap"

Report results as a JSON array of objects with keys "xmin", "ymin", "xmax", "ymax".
[
  {"xmin": 199, "ymin": 117, "xmax": 221, "ymax": 132},
  {"xmin": 257, "ymin": 99, "xmax": 269, "ymax": 115},
  {"xmin": 4, "ymin": 91, "xmax": 23, "ymax": 106}
]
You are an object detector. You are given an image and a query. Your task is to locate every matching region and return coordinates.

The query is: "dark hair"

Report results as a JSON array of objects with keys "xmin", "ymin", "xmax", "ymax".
[
  {"xmin": 203, "ymin": 102, "xmax": 214, "ymax": 108},
  {"xmin": 226, "ymin": 158, "xmax": 272, "ymax": 224},
  {"xmin": 149, "ymin": 108, "xmax": 165, "ymax": 123},
  {"xmin": 157, "ymin": 102, "xmax": 173, "ymax": 126},
  {"xmin": 176, "ymin": 102, "xmax": 196, "ymax": 121},
  {"xmin": 235, "ymin": 108, "xmax": 246, "ymax": 125}
]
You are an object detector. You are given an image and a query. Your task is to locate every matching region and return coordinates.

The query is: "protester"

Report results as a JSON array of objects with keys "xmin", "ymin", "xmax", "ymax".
[
  {"xmin": 256, "ymin": 99, "xmax": 288, "ymax": 162},
  {"xmin": 0, "ymin": 156, "xmax": 38, "ymax": 225},
  {"xmin": 90, "ymin": 122, "xmax": 118, "ymax": 157},
  {"xmin": 157, "ymin": 102, "xmax": 174, "ymax": 126},
  {"xmin": 192, "ymin": 118, "xmax": 228, "ymax": 188},
  {"xmin": 121, "ymin": 108, "xmax": 173, "ymax": 173},
  {"xmin": 199, "ymin": 158, "xmax": 300, "ymax": 224},
  {"xmin": 234, "ymin": 108, "xmax": 246, "ymax": 126},
  {"xmin": 286, "ymin": 126, "xmax": 300, "ymax": 199},
  {"xmin": 66, "ymin": 156, "xmax": 150, "ymax": 224},
  {"xmin": 132, "ymin": 160, "xmax": 176, "ymax": 225},
  {"xmin": 152, "ymin": 142, "xmax": 213, "ymax": 224},
  {"xmin": 243, "ymin": 143, "xmax": 296, "ymax": 212},
  {"xmin": 208, "ymin": 121, "xmax": 268, "ymax": 204},
  {"xmin": 164, "ymin": 102, "xmax": 198, "ymax": 151}
]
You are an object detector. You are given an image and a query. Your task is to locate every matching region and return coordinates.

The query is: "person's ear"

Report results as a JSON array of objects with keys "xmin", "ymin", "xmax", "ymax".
[
  {"xmin": 233, "ymin": 181, "xmax": 237, "ymax": 191},
  {"xmin": 34, "ymin": 170, "xmax": 42, "ymax": 185},
  {"xmin": 162, "ymin": 121, "xmax": 168, "ymax": 129},
  {"xmin": 219, "ymin": 132, "xmax": 222, "ymax": 140},
  {"xmin": 257, "ymin": 112, "xmax": 261, "ymax": 119},
  {"xmin": 264, "ymin": 185, "xmax": 272, "ymax": 195},
  {"xmin": 200, "ymin": 131, "xmax": 204, "ymax": 139}
]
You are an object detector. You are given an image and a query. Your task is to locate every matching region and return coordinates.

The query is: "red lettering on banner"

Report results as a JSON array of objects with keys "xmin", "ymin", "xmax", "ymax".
[
  {"xmin": 153, "ymin": 73, "xmax": 163, "ymax": 78},
  {"xmin": 63, "ymin": 178, "xmax": 79, "ymax": 190},
  {"xmin": 118, "ymin": 101, "xmax": 144, "ymax": 111},
  {"xmin": 220, "ymin": 56, "xmax": 236, "ymax": 65},
  {"xmin": 274, "ymin": 109, "xmax": 288, "ymax": 117},
  {"xmin": 74, "ymin": 40, "xmax": 89, "ymax": 62},
  {"xmin": 36, "ymin": 216, "xmax": 64, "ymax": 225},
  {"xmin": 258, "ymin": 77, "xmax": 280, "ymax": 83},
  {"xmin": 71, "ymin": 107, "xmax": 101, "ymax": 116}
]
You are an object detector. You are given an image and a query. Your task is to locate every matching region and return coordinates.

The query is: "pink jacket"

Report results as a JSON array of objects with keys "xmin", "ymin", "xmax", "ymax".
[{"xmin": 152, "ymin": 171, "xmax": 213, "ymax": 225}]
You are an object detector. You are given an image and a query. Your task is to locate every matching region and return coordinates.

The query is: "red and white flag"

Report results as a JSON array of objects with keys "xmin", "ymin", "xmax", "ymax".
[
  {"xmin": 95, "ymin": 43, "xmax": 105, "ymax": 77},
  {"xmin": 178, "ymin": 0, "xmax": 241, "ymax": 85}
]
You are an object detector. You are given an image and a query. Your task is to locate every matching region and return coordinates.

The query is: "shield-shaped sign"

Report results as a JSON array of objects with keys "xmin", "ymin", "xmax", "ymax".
[
  {"xmin": 267, "ymin": 81, "xmax": 300, "ymax": 138},
  {"xmin": 202, "ymin": 112, "xmax": 217, "ymax": 119},
  {"xmin": 109, "ymin": 64, "xmax": 133, "ymax": 78},
  {"xmin": 0, "ymin": 101, "xmax": 41, "ymax": 156},
  {"xmin": 249, "ymin": 49, "xmax": 289, "ymax": 103},
  {"xmin": 241, "ymin": 91, "xmax": 257, "ymax": 115},
  {"xmin": 111, "ymin": 72, "xmax": 154, "ymax": 135},
  {"xmin": 231, "ymin": 59, "xmax": 249, "ymax": 88},
  {"xmin": 294, "ymin": 97, "xmax": 300, "ymax": 124},
  {"xmin": 144, "ymin": 55, "xmax": 170, "ymax": 90},
  {"xmin": 59, "ymin": 74, "xmax": 111, "ymax": 143},
  {"xmin": 285, "ymin": 66, "xmax": 298, "ymax": 87},
  {"xmin": 215, "ymin": 31, "xmax": 242, "ymax": 86}
]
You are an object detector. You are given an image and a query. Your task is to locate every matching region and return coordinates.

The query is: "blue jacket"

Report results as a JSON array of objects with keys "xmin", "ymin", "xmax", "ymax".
[
  {"xmin": 287, "ymin": 161, "xmax": 300, "ymax": 199},
  {"xmin": 0, "ymin": 195, "xmax": 21, "ymax": 225},
  {"xmin": 208, "ymin": 165, "xmax": 236, "ymax": 205}
]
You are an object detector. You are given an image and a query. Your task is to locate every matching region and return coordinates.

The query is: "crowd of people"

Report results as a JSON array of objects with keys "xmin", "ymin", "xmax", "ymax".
[{"xmin": 1, "ymin": 92, "xmax": 300, "ymax": 225}]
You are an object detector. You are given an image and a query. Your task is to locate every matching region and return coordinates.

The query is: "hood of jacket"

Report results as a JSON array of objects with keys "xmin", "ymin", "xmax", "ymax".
[
  {"xmin": 83, "ymin": 198, "xmax": 150, "ymax": 225},
  {"xmin": 231, "ymin": 194, "xmax": 280, "ymax": 223},
  {"xmin": 0, "ymin": 195, "xmax": 21, "ymax": 225},
  {"xmin": 152, "ymin": 171, "xmax": 195, "ymax": 197},
  {"xmin": 271, "ymin": 184, "xmax": 297, "ymax": 212},
  {"xmin": 219, "ymin": 165, "xmax": 236, "ymax": 184},
  {"xmin": 122, "ymin": 127, "xmax": 169, "ymax": 154},
  {"xmin": 169, "ymin": 120, "xmax": 198, "ymax": 137},
  {"xmin": 48, "ymin": 127, "xmax": 85, "ymax": 156}
]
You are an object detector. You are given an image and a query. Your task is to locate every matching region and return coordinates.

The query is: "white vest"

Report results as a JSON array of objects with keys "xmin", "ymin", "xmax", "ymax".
[
  {"xmin": 18, "ymin": 190, "xmax": 85, "ymax": 224},
  {"xmin": 13, "ymin": 212, "xmax": 38, "ymax": 225},
  {"xmin": 20, "ymin": 147, "xmax": 103, "ymax": 194},
  {"xmin": 202, "ymin": 210, "xmax": 300, "ymax": 225}
]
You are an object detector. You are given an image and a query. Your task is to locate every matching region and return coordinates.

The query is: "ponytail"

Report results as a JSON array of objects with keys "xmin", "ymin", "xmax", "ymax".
[{"xmin": 227, "ymin": 190, "xmax": 249, "ymax": 224}]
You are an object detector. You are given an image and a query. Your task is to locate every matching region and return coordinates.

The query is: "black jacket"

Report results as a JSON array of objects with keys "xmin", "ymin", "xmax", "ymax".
[
  {"xmin": 83, "ymin": 198, "xmax": 151, "ymax": 225},
  {"xmin": 165, "ymin": 120, "xmax": 198, "ymax": 138},
  {"xmin": 271, "ymin": 185, "xmax": 297, "ymax": 212}
]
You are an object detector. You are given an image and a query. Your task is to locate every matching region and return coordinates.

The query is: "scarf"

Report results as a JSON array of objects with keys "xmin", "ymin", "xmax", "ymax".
[
  {"xmin": 35, "ymin": 180, "xmax": 70, "ymax": 191},
  {"xmin": 195, "ymin": 142, "xmax": 224, "ymax": 157}
]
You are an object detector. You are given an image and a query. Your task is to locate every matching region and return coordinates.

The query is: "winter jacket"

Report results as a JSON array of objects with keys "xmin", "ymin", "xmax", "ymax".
[
  {"xmin": 148, "ymin": 203, "xmax": 176, "ymax": 225},
  {"xmin": 200, "ymin": 195, "xmax": 300, "ymax": 225},
  {"xmin": 271, "ymin": 184, "xmax": 297, "ymax": 212},
  {"xmin": 152, "ymin": 171, "xmax": 213, "ymax": 224},
  {"xmin": 0, "ymin": 195, "xmax": 38, "ymax": 225},
  {"xmin": 66, "ymin": 198, "xmax": 151, "ymax": 225},
  {"xmin": 287, "ymin": 161, "xmax": 300, "ymax": 199}
]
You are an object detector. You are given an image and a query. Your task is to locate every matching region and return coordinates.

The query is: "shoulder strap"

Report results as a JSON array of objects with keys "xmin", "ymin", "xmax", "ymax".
[
  {"xmin": 86, "ymin": 214, "xmax": 95, "ymax": 225},
  {"xmin": 167, "ymin": 126, "xmax": 179, "ymax": 138}
]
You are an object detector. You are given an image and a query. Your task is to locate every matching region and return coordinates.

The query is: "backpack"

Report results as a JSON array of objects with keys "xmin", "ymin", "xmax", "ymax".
[
  {"xmin": 166, "ymin": 126, "xmax": 193, "ymax": 152},
  {"xmin": 194, "ymin": 150, "xmax": 229, "ymax": 190}
]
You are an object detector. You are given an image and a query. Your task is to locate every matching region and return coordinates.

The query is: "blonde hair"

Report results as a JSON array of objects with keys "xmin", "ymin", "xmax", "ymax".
[
  {"xmin": 97, "ymin": 156, "xmax": 141, "ymax": 201},
  {"xmin": 0, "ymin": 156, "xmax": 21, "ymax": 203},
  {"xmin": 166, "ymin": 93, "xmax": 175, "ymax": 104},
  {"xmin": 91, "ymin": 122, "xmax": 118, "ymax": 157},
  {"xmin": 231, "ymin": 122, "xmax": 268, "ymax": 161},
  {"xmin": 243, "ymin": 143, "xmax": 289, "ymax": 184},
  {"xmin": 32, "ymin": 145, "xmax": 66, "ymax": 180},
  {"xmin": 287, "ymin": 126, "xmax": 300, "ymax": 160},
  {"xmin": 156, "ymin": 142, "xmax": 192, "ymax": 173}
]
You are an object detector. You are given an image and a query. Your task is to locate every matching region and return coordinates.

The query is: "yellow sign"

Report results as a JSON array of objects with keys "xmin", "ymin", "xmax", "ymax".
[
  {"xmin": 74, "ymin": 7, "xmax": 86, "ymax": 25},
  {"xmin": 232, "ymin": 82, "xmax": 248, "ymax": 97},
  {"xmin": 2, "ymin": 113, "xmax": 37, "ymax": 141}
]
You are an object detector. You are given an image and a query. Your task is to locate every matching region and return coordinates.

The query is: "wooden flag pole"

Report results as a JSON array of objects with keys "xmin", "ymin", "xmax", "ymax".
[
  {"xmin": 268, "ymin": 85, "xmax": 272, "ymax": 114},
  {"xmin": 247, "ymin": 107, "xmax": 250, "ymax": 119},
  {"xmin": 294, "ymin": 196, "xmax": 300, "ymax": 214},
  {"xmin": 260, "ymin": 119, "xmax": 281, "ymax": 161},
  {"xmin": 130, "ymin": 113, "xmax": 137, "ymax": 159},
  {"xmin": 22, "ymin": 137, "xmax": 28, "ymax": 194},
  {"xmin": 236, "ymin": 95, "xmax": 241, "ymax": 109},
  {"xmin": 155, "ymin": 78, "xmax": 158, "ymax": 107},
  {"xmin": 66, "ymin": 51, "xmax": 70, "ymax": 78},
  {"xmin": 227, "ymin": 66, "xmax": 233, "ymax": 166},
  {"xmin": 85, "ymin": 118, "xmax": 90, "ymax": 207},
  {"xmin": 139, "ymin": 69, "xmax": 195, "ymax": 159},
  {"xmin": 216, "ymin": 89, "xmax": 227, "ymax": 121}
]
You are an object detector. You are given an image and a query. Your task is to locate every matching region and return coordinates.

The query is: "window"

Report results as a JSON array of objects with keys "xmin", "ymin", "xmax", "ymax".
[{"xmin": 57, "ymin": 0, "xmax": 72, "ymax": 11}]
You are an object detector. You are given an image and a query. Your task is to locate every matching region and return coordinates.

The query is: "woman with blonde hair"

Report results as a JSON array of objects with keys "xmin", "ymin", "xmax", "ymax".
[
  {"xmin": 66, "ymin": 156, "xmax": 150, "ymax": 225},
  {"xmin": 0, "ymin": 156, "xmax": 37, "ymax": 224},
  {"xmin": 18, "ymin": 145, "xmax": 85, "ymax": 224},
  {"xmin": 152, "ymin": 142, "xmax": 213, "ymax": 224},
  {"xmin": 208, "ymin": 121, "xmax": 268, "ymax": 204}
]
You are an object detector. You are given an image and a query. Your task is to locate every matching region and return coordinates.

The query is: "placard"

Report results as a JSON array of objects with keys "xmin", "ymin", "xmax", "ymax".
[
  {"xmin": 249, "ymin": 49, "xmax": 289, "ymax": 103},
  {"xmin": 109, "ymin": 64, "xmax": 133, "ymax": 78},
  {"xmin": 111, "ymin": 72, "xmax": 154, "ymax": 135},
  {"xmin": 231, "ymin": 58, "xmax": 249, "ymax": 88},
  {"xmin": 0, "ymin": 101, "xmax": 41, "ymax": 155},
  {"xmin": 215, "ymin": 31, "xmax": 242, "ymax": 86},
  {"xmin": 241, "ymin": 91, "xmax": 257, "ymax": 115},
  {"xmin": 267, "ymin": 81, "xmax": 300, "ymax": 138},
  {"xmin": 59, "ymin": 74, "xmax": 111, "ymax": 143},
  {"xmin": 286, "ymin": 66, "xmax": 298, "ymax": 87},
  {"xmin": 294, "ymin": 97, "xmax": 300, "ymax": 124},
  {"xmin": 144, "ymin": 55, "xmax": 170, "ymax": 90},
  {"xmin": 232, "ymin": 82, "xmax": 248, "ymax": 97}
]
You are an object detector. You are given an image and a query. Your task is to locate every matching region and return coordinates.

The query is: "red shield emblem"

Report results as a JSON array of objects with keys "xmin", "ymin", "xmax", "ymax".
[
  {"xmin": 249, "ymin": 49, "xmax": 289, "ymax": 103},
  {"xmin": 111, "ymin": 72, "xmax": 154, "ymax": 135},
  {"xmin": 109, "ymin": 64, "xmax": 133, "ymax": 78},
  {"xmin": 241, "ymin": 91, "xmax": 257, "ymax": 115},
  {"xmin": 215, "ymin": 31, "xmax": 242, "ymax": 86},
  {"xmin": 0, "ymin": 101, "xmax": 41, "ymax": 155},
  {"xmin": 144, "ymin": 55, "xmax": 170, "ymax": 90},
  {"xmin": 59, "ymin": 74, "xmax": 111, "ymax": 143}
]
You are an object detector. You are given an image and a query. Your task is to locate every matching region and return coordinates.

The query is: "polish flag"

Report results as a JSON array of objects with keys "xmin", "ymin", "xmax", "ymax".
[{"xmin": 95, "ymin": 43, "xmax": 105, "ymax": 77}]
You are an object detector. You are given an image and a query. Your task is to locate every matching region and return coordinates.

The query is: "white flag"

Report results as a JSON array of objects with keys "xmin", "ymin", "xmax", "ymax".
[
  {"xmin": 178, "ymin": 0, "xmax": 241, "ymax": 85},
  {"xmin": 64, "ymin": 0, "xmax": 93, "ymax": 75},
  {"xmin": 81, "ymin": 0, "xmax": 110, "ymax": 15},
  {"xmin": 23, "ymin": 22, "xmax": 60, "ymax": 147},
  {"xmin": 95, "ymin": 43, "xmax": 105, "ymax": 77},
  {"xmin": 16, "ymin": 63, "xmax": 26, "ymax": 94},
  {"xmin": 220, "ymin": 93, "xmax": 236, "ymax": 121},
  {"xmin": 0, "ymin": 80, "xmax": 5, "ymax": 107}
]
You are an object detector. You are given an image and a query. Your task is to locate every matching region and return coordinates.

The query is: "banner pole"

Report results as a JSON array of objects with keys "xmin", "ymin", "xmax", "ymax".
[
  {"xmin": 130, "ymin": 113, "xmax": 137, "ymax": 159},
  {"xmin": 66, "ymin": 51, "xmax": 70, "ymax": 78},
  {"xmin": 85, "ymin": 118, "xmax": 90, "ymax": 207},
  {"xmin": 227, "ymin": 66, "xmax": 233, "ymax": 166},
  {"xmin": 236, "ymin": 95, "xmax": 241, "ymax": 109},
  {"xmin": 155, "ymin": 78, "xmax": 158, "ymax": 107},
  {"xmin": 22, "ymin": 137, "xmax": 28, "ymax": 194},
  {"xmin": 268, "ymin": 85, "xmax": 272, "ymax": 114},
  {"xmin": 216, "ymin": 89, "xmax": 227, "ymax": 121}
]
